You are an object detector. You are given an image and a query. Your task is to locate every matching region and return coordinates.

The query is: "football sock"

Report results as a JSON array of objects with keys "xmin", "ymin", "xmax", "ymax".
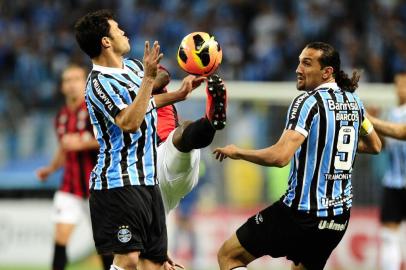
[
  {"xmin": 52, "ymin": 243, "xmax": 67, "ymax": 270},
  {"xmin": 101, "ymin": 254, "xmax": 114, "ymax": 270},
  {"xmin": 110, "ymin": 265, "xmax": 125, "ymax": 270},
  {"xmin": 230, "ymin": 267, "xmax": 247, "ymax": 270},
  {"xmin": 380, "ymin": 227, "xmax": 401, "ymax": 270},
  {"xmin": 179, "ymin": 117, "xmax": 215, "ymax": 152}
]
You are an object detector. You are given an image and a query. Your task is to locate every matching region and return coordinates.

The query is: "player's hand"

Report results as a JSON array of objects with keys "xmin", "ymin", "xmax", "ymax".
[
  {"xmin": 213, "ymin": 144, "xmax": 241, "ymax": 161},
  {"xmin": 36, "ymin": 167, "xmax": 52, "ymax": 182},
  {"xmin": 61, "ymin": 133, "xmax": 82, "ymax": 151},
  {"xmin": 143, "ymin": 41, "xmax": 164, "ymax": 79},
  {"xmin": 164, "ymin": 257, "xmax": 185, "ymax": 270},
  {"xmin": 178, "ymin": 75, "xmax": 206, "ymax": 100}
]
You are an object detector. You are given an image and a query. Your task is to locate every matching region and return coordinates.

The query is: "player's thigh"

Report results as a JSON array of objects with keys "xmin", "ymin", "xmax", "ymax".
[
  {"xmin": 158, "ymin": 130, "xmax": 200, "ymax": 212},
  {"xmin": 52, "ymin": 191, "xmax": 84, "ymax": 225}
]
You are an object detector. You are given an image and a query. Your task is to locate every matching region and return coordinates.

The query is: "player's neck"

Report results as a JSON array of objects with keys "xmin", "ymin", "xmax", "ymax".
[
  {"xmin": 66, "ymin": 97, "xmax": 82, "ymax": 110},
  {"xmin": 92, "ymin": 53, "xmax": 124, "ymax": 69}
]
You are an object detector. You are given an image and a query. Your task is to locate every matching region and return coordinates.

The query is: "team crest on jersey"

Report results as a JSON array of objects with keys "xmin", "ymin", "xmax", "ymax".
[{"xmin": 117, "ymin": 225, "xmax": 132, "ymax": 243}]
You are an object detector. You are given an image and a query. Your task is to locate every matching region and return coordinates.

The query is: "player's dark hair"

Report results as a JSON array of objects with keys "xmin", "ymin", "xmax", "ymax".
[
  {"xmin": 74, "ymin": 9, "xmax": 114, "ymax": 59},
  {"xmin": 306, "ymin": 42, "xmax": 360, "ymax": 92}
]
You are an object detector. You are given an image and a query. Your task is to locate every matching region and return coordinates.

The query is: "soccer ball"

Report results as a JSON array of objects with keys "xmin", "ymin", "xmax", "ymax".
[{"xmin": 177, "ymin": 32, "xmax": 222, "ymax": 76}]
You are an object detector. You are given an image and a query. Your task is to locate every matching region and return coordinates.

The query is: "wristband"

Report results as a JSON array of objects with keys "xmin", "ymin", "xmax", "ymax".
[{"xmin": 360, "ymin": 117, "xmax": 373, "ymax": 136}]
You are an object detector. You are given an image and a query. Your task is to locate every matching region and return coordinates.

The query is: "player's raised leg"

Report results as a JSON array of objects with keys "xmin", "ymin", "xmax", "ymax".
[{"xmin": 172, "ymin": 73, "xmax": 227, "ymax": 153}]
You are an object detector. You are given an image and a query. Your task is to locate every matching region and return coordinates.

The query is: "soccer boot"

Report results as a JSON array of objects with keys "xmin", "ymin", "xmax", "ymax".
[{"xmin": 205, "ymin": 74, "xmax": 227, "ymax": 130}]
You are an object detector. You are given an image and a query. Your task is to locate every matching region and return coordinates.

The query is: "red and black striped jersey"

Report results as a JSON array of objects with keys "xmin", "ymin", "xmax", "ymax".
[
  {"xmin": 157, "ymin": 104, "xmax": 179, "ymax": 145},
  {"xmin": 55, "ymin": 101, "xmax": 97, "ymax": 198}
]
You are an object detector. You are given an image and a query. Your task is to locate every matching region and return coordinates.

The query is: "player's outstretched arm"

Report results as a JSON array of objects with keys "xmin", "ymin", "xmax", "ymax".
[
  {"xmin": 213, "ymin": 130, "xmax": 305, "ymax": 167},
  {"xmin": 368, "ymin": 114, "xmax": 406, "ymax": 140},
  {"xmin": 61, "ymin": 132, "xmax": 99, "ymax": 151},
  {"xmin": 35, "ymin": 146, "xmax": 65, "ymax": 182},
  {"xmin": 357, "ymin": 117, "xmax": 382, "ymax": 154},
  {"xmin": 153, "ymin": 75, "xmax": 206, "ymax": 108}
]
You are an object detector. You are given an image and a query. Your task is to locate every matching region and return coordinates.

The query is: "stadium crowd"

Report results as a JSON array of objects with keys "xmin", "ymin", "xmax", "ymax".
[
  {"xmin": 1, "ymin": 0, "xmax": 406, "ymax": 153},
  {"xmin": 1, "ymin": 0, "xmax": 406, "ymax": 104}
]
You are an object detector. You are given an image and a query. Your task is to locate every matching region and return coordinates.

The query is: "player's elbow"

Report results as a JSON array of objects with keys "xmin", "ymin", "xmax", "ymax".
[
  {"xmin": 115, "ymin": 111, "xmax": 141, "ymax": 133},
  {"xmin": 119, "ymin": 121, "xmax": 141, "ymax": 133},
  {"xmin": 271, "ymin": 154, "xmax": 291, "ymax": 168},
  {"xmin": 115, "ymin": 118, "xmax": 140, "ymax": 133}
]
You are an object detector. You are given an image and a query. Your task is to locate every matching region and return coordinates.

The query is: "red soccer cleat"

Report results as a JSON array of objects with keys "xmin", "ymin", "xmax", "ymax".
[{"xmin": 205, "ymin": 74, "xmax": 227, "ymax": 130}]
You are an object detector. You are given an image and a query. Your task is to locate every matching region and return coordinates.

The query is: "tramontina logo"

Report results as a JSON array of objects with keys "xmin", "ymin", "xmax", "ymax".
[
  {"xmin": 117, "ymin": 225, "xmax": 132, "ymax": 243},
  {"xmin": 255, "ymin": 213, "xmax": 263, "ymax": 224}
]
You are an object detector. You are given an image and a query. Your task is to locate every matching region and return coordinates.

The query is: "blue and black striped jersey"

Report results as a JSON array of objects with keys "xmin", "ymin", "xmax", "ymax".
[
  {"xmin": 85, "ymin": 58, "xmax": 158, "ymax": 190},
  {"xmin": 282, "ymin": 83, "xmax": 365, "ymax": 217},
  {"xmin": 383, "ymin": 105, "xmax": 406, "ymax": 188}
]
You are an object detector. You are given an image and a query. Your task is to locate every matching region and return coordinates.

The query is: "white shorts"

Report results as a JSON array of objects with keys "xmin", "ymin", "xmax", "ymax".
[
  {"xmin": 52, "ymin": 191, "xmax": 89, "ymax": 224},
  {"xmin": 158, "ymin": 130, "xmax": 200, "ymax": 214}
]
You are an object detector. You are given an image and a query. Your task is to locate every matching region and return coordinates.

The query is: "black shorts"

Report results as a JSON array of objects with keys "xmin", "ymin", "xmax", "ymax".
[
  {"xmin": 380, "ymin": 186, "xmax": 406, "ymax": 223},
  {"xmin": 89, "ymin": 185, "xmax": 167, "ymax": 263},
  {"xmin": 236, "ymin": 200, "xmax": 350, "ymax": 270}
]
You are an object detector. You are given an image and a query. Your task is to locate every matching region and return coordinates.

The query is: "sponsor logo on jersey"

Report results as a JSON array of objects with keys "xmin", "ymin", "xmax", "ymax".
[
  {"xmin": 93, "ymin": 79, "xmax": 114, "ymax": 111},
  {"xmin": 318, "ymin": 219, "xmax": 347, "ymax": 231}
]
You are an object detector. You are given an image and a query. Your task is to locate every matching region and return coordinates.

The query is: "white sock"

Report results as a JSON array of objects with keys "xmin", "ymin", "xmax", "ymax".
[
  {"xmin": 110, "ymin": 264, "xmax": 125, "ymax": 270},
  {"xmin": 380, "ymin": 227, "xmax": 401, "ymax": 270},
  {"xmin": 230, "ymin": 267, "xmax": 247, "ymax": 270}
]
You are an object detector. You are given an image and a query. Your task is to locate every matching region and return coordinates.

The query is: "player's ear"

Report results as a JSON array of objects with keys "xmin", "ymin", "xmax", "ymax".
[
  {"xmin": 101, "ymin": 36, "xmax": 111, "ymax": 49},
  {"xmin": 323, "ymin": 66, "xmax": 333, "ymax": 79}
]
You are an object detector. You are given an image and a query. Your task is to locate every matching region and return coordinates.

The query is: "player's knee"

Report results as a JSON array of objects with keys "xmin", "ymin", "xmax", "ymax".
[{"xmin": 217, "ymin": 241, "xmax": 232, "ymax": 266}]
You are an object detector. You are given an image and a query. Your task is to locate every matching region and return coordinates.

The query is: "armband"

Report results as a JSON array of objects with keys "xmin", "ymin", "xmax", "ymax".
[{"xmin": 360, "ymin": 117, "xmax": 373, "ymax": 136}]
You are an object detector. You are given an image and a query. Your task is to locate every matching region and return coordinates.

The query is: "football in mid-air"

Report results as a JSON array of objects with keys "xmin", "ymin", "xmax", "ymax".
[{"xmin": 177, "ymin": 32, "xmax": 222, "ymax": 76}]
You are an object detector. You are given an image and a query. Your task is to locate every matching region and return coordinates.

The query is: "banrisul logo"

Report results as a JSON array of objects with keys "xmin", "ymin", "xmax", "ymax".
[{"xmin": 117, "ymin": 225, "xmax": 132, "ymax": 243}]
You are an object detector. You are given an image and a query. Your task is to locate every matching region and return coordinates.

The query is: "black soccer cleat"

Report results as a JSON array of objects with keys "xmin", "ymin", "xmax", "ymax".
[{"xmin": 205, "ymin": 74, "xmax": 227, "ymax": 130}]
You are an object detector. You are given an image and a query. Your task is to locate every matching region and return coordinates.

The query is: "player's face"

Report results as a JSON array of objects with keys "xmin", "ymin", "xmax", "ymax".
[
  {"xmin": 296, "ymin": 48, "xmax": 325, "ymax": 91},
  {"xmin": 395, "ymin": 73, "xmax": 406, "ymax": 104},
  {"xmin": 107, "ymin": 20, "xmax": 130, "ymax": 55},
  {"xmin": 61, "ymin": 67, "xmax": 87, "ymax": 100}
]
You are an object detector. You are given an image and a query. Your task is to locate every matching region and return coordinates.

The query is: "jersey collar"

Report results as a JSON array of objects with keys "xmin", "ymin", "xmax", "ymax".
[
  {"xmin": 315, "ymin": 82, "xmax": 340, "ymax": 91},
  {"xmin": 92, "ymin": 63, "xmax": 129, "ymax": 74}
]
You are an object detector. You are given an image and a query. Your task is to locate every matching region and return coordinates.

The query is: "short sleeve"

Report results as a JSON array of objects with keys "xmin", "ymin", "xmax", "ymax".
[
  {"xmin": 353, "ymin": 93, "xmax": 366, "ymax": 123},
  {"xmin": 87, "ymin": 74, "xmax": 128, "ymax": 123},
  {"xmin": 285, "ymin": 93, "xmax": 318, "ymax": 138}
]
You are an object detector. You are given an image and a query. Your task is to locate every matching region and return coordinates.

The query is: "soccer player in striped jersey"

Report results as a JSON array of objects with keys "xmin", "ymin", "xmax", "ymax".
[
  {"xmin": 36, "ymin": 64, "xmax": 112, "ymax": 270},
  {"xmin": 213, "ymin": 42, "xmax": 382, "ymax": 270},
  {"xmin": 366, "ymin": 73, "xmax": 406, "ymax": 270},
  {"xmin": 74, "ymin": 10, "xmax": 205, "ymax": 270}
]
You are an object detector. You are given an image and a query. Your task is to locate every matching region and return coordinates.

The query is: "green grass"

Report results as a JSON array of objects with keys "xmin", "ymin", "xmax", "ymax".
[{"xmin": 0, "ymin": 254, "xmax": 102, "ymax": 270}]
